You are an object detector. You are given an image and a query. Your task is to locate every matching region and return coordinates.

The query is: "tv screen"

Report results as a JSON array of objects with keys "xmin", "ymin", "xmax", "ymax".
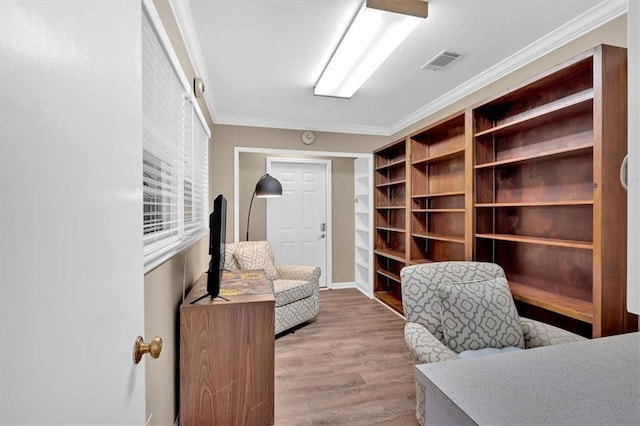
[{"xmin": 191, "ymin": 194, "xmax": 227, "ymax": 304}]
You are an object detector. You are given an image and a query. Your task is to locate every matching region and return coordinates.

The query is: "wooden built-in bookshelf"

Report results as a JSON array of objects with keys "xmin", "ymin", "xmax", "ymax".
[
  {"xmin": 373, "ymin": 140, "xmax": 408, "ymax": 312},
  {"xmin": 372, "ymin": 44, "xmax": 637, "ymax": 336},
  {"xmin": 473, "ymin": 44, "xmax": 635, "ymax": 337},
  {"xmin": 409, "ymin": 112, "xmax": 472, "ymax": 267}
]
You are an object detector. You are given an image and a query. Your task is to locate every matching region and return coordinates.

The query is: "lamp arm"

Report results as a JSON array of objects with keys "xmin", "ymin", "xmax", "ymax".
[{"xmin": 246, "ymin": 191, "xmax": 256, "ymax": 241}]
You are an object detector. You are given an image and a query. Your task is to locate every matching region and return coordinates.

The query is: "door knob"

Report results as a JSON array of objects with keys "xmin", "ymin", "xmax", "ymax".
[
  {"xmin": 133, "ymin": 336, "xmax": 162, "ymax": 364},
  {"xmin": 320, "ymin": 233, "xmax": 326, "ymax": 239}
]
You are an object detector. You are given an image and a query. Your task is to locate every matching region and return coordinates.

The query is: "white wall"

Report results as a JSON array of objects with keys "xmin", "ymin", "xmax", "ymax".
[{"xmin": 628, "ymin": 1, "xmax": 640, "ymax": 315}]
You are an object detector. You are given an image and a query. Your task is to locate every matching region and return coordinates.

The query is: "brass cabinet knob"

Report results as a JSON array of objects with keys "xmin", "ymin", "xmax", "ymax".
[{"xmin": 133, "ymin": 336, "xmax": 162, "ymax": 364}]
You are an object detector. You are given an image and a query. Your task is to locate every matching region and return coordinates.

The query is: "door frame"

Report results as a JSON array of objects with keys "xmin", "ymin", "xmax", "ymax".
[
  {"xmin": 233, "ymin": 147, "xmax": 373, "ymax": 292},
  {"xmin": 266, "ymin": 157, "xmax": 332, "ymax": 287}
]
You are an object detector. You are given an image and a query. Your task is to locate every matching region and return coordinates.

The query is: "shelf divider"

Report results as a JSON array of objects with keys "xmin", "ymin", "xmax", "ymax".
[{"xmin": 475, "ymin": 233, "xmax": 593, "ymax": 250}]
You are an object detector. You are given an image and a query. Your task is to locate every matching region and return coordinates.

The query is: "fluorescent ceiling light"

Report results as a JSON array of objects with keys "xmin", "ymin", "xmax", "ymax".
[{"xmin": 314, "ymin": 2, "xmax": 424, "ymax": 99}]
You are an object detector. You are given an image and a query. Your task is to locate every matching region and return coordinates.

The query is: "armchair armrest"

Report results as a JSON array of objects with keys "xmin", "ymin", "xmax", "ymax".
[
  {"xmin": 520, "ymin": 317, "xmax": 586, "ymax": 349},
  {"xmin": 405, "ymin": 322, "xmax": 458, "ymax": 365},
  {"xmin": 275, "ymin": 264, "xmax": 321, "ymax": 283}
]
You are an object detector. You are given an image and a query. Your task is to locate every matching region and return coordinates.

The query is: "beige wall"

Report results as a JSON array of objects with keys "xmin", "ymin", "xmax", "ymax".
[
  {"xmin": 210, "ymin": 126, "xmax": 385, "ymax": 284},
  {"xmin": 210, "ymin": 125, "xmax": 386, "ymax": 234},
  {"xmin": 143, "ymin": 237, "xmax": 208, "ymax": 425},
  {"xmin": 238, "ymin": 152, "xmax": 355, "ymax": 283}
]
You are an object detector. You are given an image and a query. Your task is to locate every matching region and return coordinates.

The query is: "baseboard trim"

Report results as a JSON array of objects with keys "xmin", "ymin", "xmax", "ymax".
[{"xmin": 329, "ymin": 281, "xmax": 356, "ymax": 289}]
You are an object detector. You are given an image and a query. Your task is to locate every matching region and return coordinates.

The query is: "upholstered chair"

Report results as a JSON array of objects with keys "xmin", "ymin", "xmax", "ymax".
[
  {"xmin": 224, "ymin": 241, "xmax": 321, "ymax": 334},
  {"xmin": 401, "ymin": 261, "xmax": 586, "ymax": 425}
]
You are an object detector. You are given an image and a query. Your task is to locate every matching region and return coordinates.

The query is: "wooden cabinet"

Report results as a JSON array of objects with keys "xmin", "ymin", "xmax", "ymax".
[
  {"xmin": 373, "ymin": 113, "xmax": 474, "ymax": 313},
  {"xmin": 373, "ymin": 140, "xmax": 408, "ymax": 312},
  {"xmin": 180, "ymin": 271, "xmax": 275, "ymax": 425},
  {"xmin": 372, "ymin": 44, "xmax": 636, "ymax": 336},
  {"xmin": 472, "ymin": 44, "xmax": 635, "ymax": 337},
  {"xmin": 409, "ymin": 112, "xmax": 473, "ymax": 264}
]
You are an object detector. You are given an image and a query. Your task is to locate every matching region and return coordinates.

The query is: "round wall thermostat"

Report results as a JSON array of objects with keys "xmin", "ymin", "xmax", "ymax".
[{"xmin": 301, "ymin": 130, "xmax": 315, "ymax": 145}]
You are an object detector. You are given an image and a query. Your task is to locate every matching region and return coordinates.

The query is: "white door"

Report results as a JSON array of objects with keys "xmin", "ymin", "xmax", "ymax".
[
  {"xmin": 267, "ymin": 159, "xmax": 331, "ymax": 287},
  {"xmin": 1, "ymin": 2, "xmax": 145, "ymax": 424}
]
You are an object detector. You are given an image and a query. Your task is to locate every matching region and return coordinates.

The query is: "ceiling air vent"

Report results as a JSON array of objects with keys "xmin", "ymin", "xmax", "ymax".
[{"xmin": 421, "ymin": 50, "xmax": 460, "ymax": 71}]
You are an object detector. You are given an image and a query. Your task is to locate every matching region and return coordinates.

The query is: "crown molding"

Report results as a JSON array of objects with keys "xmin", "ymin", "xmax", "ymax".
[
  {"xmin": 169, "ymin": 0, "xmax": 217, "ymax": 120},
  {"xmin": 388, "ymin": 0, "xmax": 628, "ymax": 136},
  {"xmin": 170, "ymin": 0, "xmax": 626, "ymax": 138},
  {"xmin": 215, "ymin": 113, "xmax": 390, "ymax": 136}
]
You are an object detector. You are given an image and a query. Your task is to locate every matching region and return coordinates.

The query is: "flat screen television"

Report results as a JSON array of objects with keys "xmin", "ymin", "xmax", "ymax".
[{"xmin": 191, "ymin": 194, "xmax": 228, "ymax": 304}]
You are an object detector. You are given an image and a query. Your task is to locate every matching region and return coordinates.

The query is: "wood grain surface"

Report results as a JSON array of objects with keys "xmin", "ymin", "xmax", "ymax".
[{"xmin": 274, "ymin": 288, "xmax": 417, "ymax": 425}]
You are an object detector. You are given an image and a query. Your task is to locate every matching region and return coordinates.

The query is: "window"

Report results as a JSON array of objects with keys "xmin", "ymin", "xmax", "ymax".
[{"xmin": 142, "ymin": 1, "xmax": 210, "ymax": 271}]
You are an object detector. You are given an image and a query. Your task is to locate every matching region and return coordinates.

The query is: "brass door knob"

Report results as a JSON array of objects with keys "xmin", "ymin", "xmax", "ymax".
[{"xmin": 133, "ymin": 336, "xmax": 162, "ymax": 364}]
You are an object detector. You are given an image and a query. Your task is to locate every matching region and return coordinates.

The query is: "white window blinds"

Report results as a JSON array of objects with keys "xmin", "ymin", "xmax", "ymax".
[
  {"xmin": 142, "ymin": 2, "xmax": 210, "ymax": 270},
  {"xmin": 191, "ymin": 107, "xmax": 209, "ymax": 234}
]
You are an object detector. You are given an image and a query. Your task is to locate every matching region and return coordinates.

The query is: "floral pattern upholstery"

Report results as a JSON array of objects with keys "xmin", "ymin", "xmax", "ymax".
[
  {"xmin": 224, "ymin": 241, "xmax": 321, "ymax": 334},
  {"xmin": 401, "ymin": 261, "xmax": 586, "ymax": 425}
]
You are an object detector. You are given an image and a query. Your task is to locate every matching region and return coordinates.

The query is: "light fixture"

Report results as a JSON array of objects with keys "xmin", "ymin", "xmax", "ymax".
[
  {"xmin": 246, "ymin": 174, "xmax": 283, "ymax": 241},
  {"xmin": 314, "ymin": 0, "xmax": 428, "ymax": 99}
]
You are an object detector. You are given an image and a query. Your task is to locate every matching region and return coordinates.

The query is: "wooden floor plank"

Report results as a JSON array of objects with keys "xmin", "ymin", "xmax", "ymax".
[{"xmin": 274, "ymin": 288, "xmax": 418, "ymax": 425}]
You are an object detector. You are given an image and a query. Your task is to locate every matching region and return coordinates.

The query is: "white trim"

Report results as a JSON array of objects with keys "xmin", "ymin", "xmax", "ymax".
[
  {"xmin": 142, "ymin": 0, "xmax": 191, "ymax": 95},
  {"xmin": 266, "ymin": 157, "xmax": 333, "ymax": 289},
  {"xmin": 187, "ymin": 95, "xmax": 211, "ymax": 137},
  {"xmin": 215, "ymin": 114, "xmax": 389, "ymax": 136},
  {"xmin": 330, "ymin": 281, "xmax": 356, "ymax": 289},
  {"xmin": 168, "ymin": 0, "xmax": 217, "ymax": 120},
  {"xmin": 233, "ymin": 146, "xmax": 374, "ymax": 291},
  {"xmin": 353, "ymin": 283, "xmax": 374, "ymax": 299},
  {"xmin": 144, "ymin": 230, "xmax": 207, "ymax": 274},
  {"xmin": 233, "ymin": 146, "xmax": 373, "ymax": 241},
  {"xmin": 187, "ymin": 0, "xmax": 626, "ymax": 137},
  {"xmin": 235, "ymin": 146, "xmax": 373, "ymax": 160},
  {"xmin": 388, "ymin": 0, "xmax": 628, "ymax": 135}
]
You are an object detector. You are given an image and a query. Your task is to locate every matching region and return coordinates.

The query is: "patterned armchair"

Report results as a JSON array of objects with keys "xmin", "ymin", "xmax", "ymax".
[
  {"xmin": 401, "ymin": 261, "xmax": 586, "ymax": 425},
  {"xmin": 224, "ymin": 241, "xmax": 321, "ymax": 335}
]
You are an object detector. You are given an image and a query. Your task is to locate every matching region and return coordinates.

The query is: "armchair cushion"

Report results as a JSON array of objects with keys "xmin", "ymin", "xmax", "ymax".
[
  {"xmin": 458, "ymin": 346, "xmax": 523, "ymax": 359},
  {"xmin": 273, "ymin": 279, "xmax": 315, "ymax": 307},
  {"xmin": 275, "ymin": 264, "xmax": 321, "ymax": 282},
  {"xmin": 231, "ymin": 241, "xmax": 278, "ymax": 280},
  {"xmin": 437, "ymin": 277, "xmax": 525, "ymax": 352},
  {"xmin": 520, "ymin": 317, "xmax": 586, "ymax": 348}
]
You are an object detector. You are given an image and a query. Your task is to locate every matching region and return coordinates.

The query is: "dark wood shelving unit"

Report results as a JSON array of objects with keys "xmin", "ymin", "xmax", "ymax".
[
  {"xmin": 473, "ymin": 44, "xmax": 636, "ymax": 337},
  {"xmin": 409, "ymin": 112, "xmax": 472, "ymax": 268},
  {"xmin": 371, "ymin": 45, "xmax": 636, "ymax": 337},
  {"xmin": 373, "ymin": 139, "xmax": 408, "ymax": 313}
]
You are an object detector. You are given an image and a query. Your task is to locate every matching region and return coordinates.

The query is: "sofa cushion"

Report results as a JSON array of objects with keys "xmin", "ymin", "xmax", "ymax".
[
  {"xmin": 273, "ymin": 279, "xmax": 314, "ymax": 307},
  {"xmin": 232, "ymin": 241, "xmax": 277, "ymax": 280},
  {"xmin": 437, "ymin": 277, "xmax": 525, "ymax": 352}
]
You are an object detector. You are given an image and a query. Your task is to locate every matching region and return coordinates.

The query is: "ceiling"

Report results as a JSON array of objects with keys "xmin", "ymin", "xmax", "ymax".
[{"xmin": 182, "ymin": 0, "xmax": 624, "ymax": 136}]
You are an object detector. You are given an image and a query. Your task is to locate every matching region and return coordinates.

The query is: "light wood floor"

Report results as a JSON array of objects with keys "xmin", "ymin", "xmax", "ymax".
[{"xmin": 274, "ymin": 288, "xmax": 419, "ymax": 425}]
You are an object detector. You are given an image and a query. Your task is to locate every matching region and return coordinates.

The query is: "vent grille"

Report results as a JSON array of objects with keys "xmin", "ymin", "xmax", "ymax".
[{"xmin": 422, "ymin": 50, "xmax": 460, "ymax": 71}]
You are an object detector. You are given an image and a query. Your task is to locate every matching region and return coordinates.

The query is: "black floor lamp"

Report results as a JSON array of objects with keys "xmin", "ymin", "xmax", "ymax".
[{"xmin": 246, "ymin": 173, "xmax": 283, "ymax": 241}]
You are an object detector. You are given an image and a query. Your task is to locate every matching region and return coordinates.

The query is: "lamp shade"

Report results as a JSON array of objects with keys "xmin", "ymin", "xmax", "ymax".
[{"xmin": 255, "ymin": 174, "xmax": 282, "ymax": 198}]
